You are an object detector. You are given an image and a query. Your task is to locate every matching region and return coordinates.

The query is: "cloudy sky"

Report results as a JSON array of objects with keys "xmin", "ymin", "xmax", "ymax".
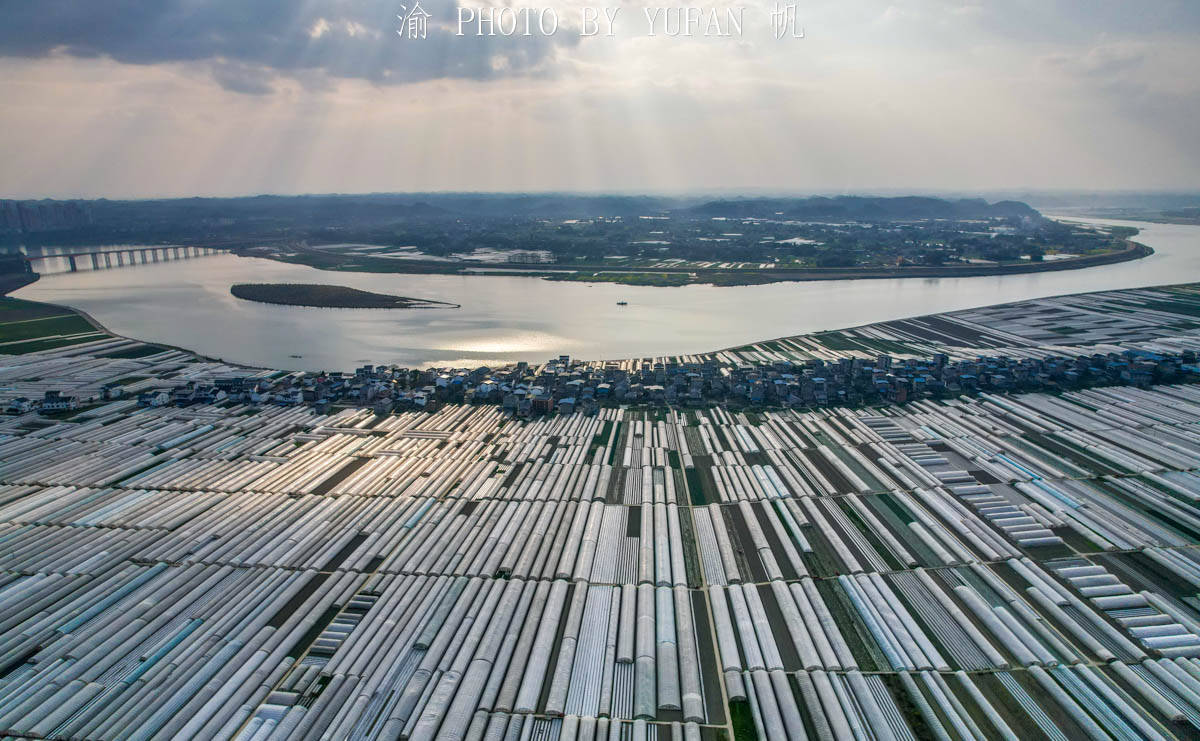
[{"xmin": 0, "ymin": 0, "xmax": 1197, "ymax": 198}]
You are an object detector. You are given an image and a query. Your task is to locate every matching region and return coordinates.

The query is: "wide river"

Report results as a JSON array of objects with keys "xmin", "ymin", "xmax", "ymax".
[{"xmin": 13, "ymin": 218, "xmax": 1200, "ymax": 371}]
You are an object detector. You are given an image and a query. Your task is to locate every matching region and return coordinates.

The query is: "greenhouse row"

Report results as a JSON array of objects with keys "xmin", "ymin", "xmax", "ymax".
[{"xmin": 8, "ymin": 345, "xmax": 1200, "ymax": 737}]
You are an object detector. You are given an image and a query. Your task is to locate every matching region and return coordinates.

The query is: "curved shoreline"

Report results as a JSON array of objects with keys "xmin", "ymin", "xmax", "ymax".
[
  {"xmin": 534, "ymin": 240, "xmax": 1154, "ymax": 285},
  {"xmin": 2, "ymin": 279, "xmax": 254, "ymax": 367},
  {"xmin": 711, "ymin": 274, "xmax": 1197, "ymax": 356},
  {"xmin": 8, "ymin": 300, "xmax": 259, "ymax": 368},
  {"xmin": 11, "ymin": 267, "xmax": 1191, "ymax": 373},
  {"xmin": 3, "ymin": 219, "xmax": 1174, "ymax": 370},
  {"xmin": 257, "ymin": 239, "xmax": 1153, "ymax": 288}
]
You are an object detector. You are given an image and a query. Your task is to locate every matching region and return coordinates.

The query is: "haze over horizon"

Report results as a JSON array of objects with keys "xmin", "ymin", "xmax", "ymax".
[{"xmin": 1, "ymin": 0, "xmax": 1198, "ymax": 199}]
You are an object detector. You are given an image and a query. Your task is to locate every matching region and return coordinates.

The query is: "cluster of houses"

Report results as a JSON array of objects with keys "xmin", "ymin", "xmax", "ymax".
[
  {"xmin": 135, "ymin": 348, "xmax": 1200, "ymax": 414},
  {"xmin": 11, "ymin": 348, "xmax": 1197, "ymax": 418},
  {"xmin": 433, "ymin": 349, "xmax": 1198, "ymax": 412},
  {"xmin": 4, "ymin": 385, "xmax": 121, "ymax": 416}
]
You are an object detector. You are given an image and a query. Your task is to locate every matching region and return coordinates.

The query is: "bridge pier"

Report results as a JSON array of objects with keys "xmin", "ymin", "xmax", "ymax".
[{"xmin": 24, "ymin": 245, "xmax": 228, "ymax": 275}]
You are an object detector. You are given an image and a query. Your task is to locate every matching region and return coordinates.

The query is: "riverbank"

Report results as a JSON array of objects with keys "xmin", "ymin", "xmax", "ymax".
[
  {"xmin": 0, "ymin": 272, "xmax": 36, "ymax": 295},
  {"xmin": 719, "ymin": 279, "xmax": 1200, "ymax": 360},
  {"xmin": 0, "ymin": 293, "xmax": 109, "ymax": 354},
  {"xmin": 538, "ymin": 240, "xmax": 1154, "ymax": 286},
  {"xmin": 0, "ymin": 276, "xmax": 227, "ymax": 362},
  {"xmin": 230, "ymin": 283, "xmax": 460, "ymax": 309},
  {"xmin": 0, "ymin": 271, "xmax": 107, "ymax": 353},
  {"xmin": 12, "ymin": 216, "xmax": 1195, "ymax": 371},
  {"xmin": 248, "ymin": 239, "xmax": 1152, "ymax": 288}
]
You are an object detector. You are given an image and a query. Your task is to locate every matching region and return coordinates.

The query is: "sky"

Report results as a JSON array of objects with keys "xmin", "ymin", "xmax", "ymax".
[{"xmin": 0, "ymin": 0, "xmax": 1197, "ymax": 198}]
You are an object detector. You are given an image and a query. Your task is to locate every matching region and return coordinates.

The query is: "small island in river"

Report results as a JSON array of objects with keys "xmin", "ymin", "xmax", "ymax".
[{"xmin": 230, "ymin": 283, "xmax": 459, "ymax": 309}]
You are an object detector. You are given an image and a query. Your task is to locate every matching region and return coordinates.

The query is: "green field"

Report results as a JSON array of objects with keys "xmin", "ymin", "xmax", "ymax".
[
  {"xmin": 100, "ymin": 345, "xmax": 166, "ymax": 360},
  {"xmin": 0, "ymin": 296, "xmax": 73, "ymax": 322},
  {"xmin": 0, "ymin": 297, "xmax": 105, "ymax": 353}
]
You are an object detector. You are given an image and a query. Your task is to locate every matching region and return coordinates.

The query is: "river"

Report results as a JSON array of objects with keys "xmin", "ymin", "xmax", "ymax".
[{"xmin": 12, "ymin": 218, "xmax": 1200, "ymax": 370}]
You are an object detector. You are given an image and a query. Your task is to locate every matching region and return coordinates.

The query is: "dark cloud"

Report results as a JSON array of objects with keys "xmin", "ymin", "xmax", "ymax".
[
  {"xmin": 0, "ymin": 0, "xmax": 577, "ymax": 91},
  {"xmin": 211, "ymin": 61, "xmax": 277, "ymax": 95}
]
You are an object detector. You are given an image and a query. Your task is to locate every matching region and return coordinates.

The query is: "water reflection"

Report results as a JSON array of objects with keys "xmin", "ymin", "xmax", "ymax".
[{"xmin": 12, "ymin": 218, "xmax": 1200, "ymax": 371}]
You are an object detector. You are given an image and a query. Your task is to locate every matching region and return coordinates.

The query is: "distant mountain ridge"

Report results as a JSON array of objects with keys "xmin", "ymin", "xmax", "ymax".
[
  {"xmin": 0, "ymin": 193, "xmax": 1043, "ymax": 248},
  {"xmin": 0, "ymin": 193, "xmax": 1041, "ymax": 224}
]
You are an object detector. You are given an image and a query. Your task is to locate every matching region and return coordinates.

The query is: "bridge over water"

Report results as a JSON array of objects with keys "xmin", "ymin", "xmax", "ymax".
[{"xmin": 25, "ymin": 245, "xmax": 228, "ymax": 275}]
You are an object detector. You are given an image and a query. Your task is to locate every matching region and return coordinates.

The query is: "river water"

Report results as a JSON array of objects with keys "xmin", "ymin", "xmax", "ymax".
[{"xmin": 12, "ymin": 218, "xmax": 1200, "ymax": 371}]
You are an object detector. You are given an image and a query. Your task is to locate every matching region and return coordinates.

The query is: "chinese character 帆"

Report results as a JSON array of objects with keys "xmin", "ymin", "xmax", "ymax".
[{"xmin": 771, "ymin": 3, "xmax": 804, "ymax": 39}]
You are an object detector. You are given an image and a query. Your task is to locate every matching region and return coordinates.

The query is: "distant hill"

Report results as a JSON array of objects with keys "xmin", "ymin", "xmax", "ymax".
[
  {"xmin": 0, "ymin": 193, "xmax": 1040, "ymax": 225},
  {"xmin": 689, "ymin": 196, "xmax": 1041, "ymax": 222},
  {"xmin": 0, "ymin": 192, "xmax": 1043, "ymax": 248}
]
